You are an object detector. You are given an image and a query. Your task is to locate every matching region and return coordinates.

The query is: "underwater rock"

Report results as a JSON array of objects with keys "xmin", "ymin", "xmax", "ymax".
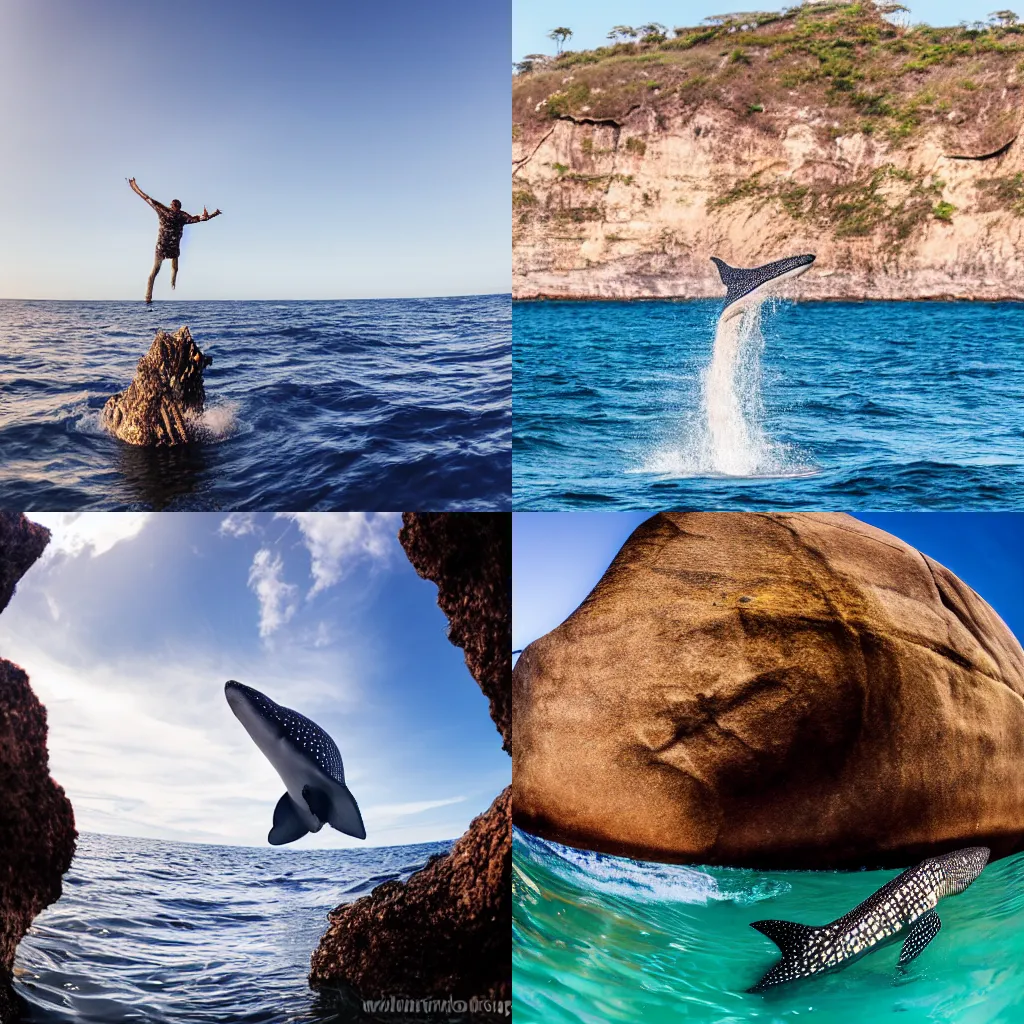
[
  {"xmin": 309, "ymin": 512, "xmax": 511, "ymax": 1007},
  {"xmin": 102, "ymin": 326, "xmax": 212, "ymax": 445},
  {"xmin": 0, "ymin": 515, "xmax": 77, "ymax": 1022},
  {"xmin": 513, "ymin": 512, "xmax": 1024, "ymax": 870}
]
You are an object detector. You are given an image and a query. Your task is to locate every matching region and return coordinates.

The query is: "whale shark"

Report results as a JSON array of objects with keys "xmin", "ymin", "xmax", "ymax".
[
  {"xmin": 700, "ymin": 252, "xmax": 816, "ymax": 475},
  {"xmin": 711, "ymin": 253, "xmax": 816, "ymax": 323},
  {"xmin": 225, "ymin": 680, "xmax": 366, "ymax": 845},
  {"xmin": 748, "ymin": 846, "xmax": 989, "ymax": 992}
]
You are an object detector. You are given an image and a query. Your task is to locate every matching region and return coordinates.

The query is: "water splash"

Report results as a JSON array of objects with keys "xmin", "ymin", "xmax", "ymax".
[{"xmin": 641, "ymin": 300, "xmax": 815, "ymax": 479}]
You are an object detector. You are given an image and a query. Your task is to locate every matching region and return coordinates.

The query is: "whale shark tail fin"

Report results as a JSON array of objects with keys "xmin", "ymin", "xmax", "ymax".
[
  {"xmin": 303, "ymin": 782, "xmax": 367, "ymax": 841},
  {"xmin": 747, "ymin": 918, "xmax": 820, "ymax": 992},
  {"xmin": 269, "ymin": 792, "xmax": 312, "ymax": 846},
  {"xmin": 710, "ymin": 253, "xmax": 816, "ymax": 312}
]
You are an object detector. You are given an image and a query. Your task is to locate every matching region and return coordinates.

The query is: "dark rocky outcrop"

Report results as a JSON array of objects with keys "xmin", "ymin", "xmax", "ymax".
[
  {"xmin": 513, "ymin": 512, "xmax": 1024, "ymax": 870},
  {"xmin": 102, "ymin": 326, "xmax": 212, "ymax": 445},
  {"xmin": 309, "ymin": 513, "xmax": 511, "ymax": 1013},
  {"xmin": 0, "ymin": 515, "xmax": 77, "ymax": 1022}
]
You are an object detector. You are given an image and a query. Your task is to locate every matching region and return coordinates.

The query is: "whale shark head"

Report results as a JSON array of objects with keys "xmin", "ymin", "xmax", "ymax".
[
  {"xmin": 711, "ymin": 253, "xmax": 815, "ymax": 322},
  {"xmin": 929, "ymin": 845, "xmax": 989, "ymax": 895}
]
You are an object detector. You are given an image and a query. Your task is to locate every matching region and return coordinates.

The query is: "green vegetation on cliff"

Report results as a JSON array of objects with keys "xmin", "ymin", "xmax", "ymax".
[{"xmin": 513, "ymin": 3, "xmax": 1024, "ymax": 149}]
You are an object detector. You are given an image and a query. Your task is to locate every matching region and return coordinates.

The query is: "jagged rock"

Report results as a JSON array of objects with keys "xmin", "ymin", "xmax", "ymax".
[
  {"xmin": 102, "ymin": 326, "xmax": 212, "ymax": 445},
  {"xmin": 309, "ymin": 788, "xmax": 511, "ymax": 1006},
  {"xmin": 309, "ymin": 513, "xmax": 511, "ymax": 1011},
  {"xmin": 0, "ymin": 515, "xmax": 77, "ymax": 1022},
  {"xmin": 513, "ymin": 512, "xmax": 1024, "ymax": 870}
]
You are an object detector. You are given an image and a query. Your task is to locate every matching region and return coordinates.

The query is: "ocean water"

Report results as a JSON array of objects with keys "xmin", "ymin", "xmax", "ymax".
[
  {"xmin": 513, "ymin": 300, "xmax": 1024, "ymax": 510},
  {"xmin": 0, "ymin": 296, "xmax": 510, "ymax": 510},
  {"xmin": 13, "ymin": 831, "xmax": 451, "ymax": 1023},
  {"xmin": 512, "ymin": 827, "xmax": 1024, "ymax": 1024}
]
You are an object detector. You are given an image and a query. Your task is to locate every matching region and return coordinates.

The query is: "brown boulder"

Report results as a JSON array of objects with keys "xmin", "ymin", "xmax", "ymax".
[
  {"xmin": 513, "ymin": 512, "xmax": 1024, "ymax": 870},
  {"xmin": 102, "ymin": 326, "xmax": 212, "ymax": 445},
  {"xmin": 0, "ymin": 515, "xmax": 77, "ymax": 1022},
  {"xmin": 309, "ymin": 513, "xmax": 511, "ymax": 1010}
]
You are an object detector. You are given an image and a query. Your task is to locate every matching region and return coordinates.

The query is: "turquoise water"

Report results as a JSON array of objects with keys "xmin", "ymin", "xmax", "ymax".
[{"xmin": 512, "ymin": 827, "xmax": 1024, "ymax": 1023}]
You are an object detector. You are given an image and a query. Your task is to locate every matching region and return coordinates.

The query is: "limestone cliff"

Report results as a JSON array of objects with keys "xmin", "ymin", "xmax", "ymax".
[
  {"xmin": 513, "ymin": 4, "xmax": 1024, "ymax": 299},
  {"xmin": 0, "ymin": 515, "xmax": 77, "ymax": 1022},
  {"xmin": 309, "ymin": 513, "xmax": 511, "ymax": 1013}
]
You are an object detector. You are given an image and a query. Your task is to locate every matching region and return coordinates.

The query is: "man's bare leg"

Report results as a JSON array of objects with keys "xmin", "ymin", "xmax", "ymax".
[
  {"xmin": 146, "ymin": 257, "xmax": 163, "ymax": 304},
  {"xmin": 171, "ymin": 257, "xmax": 178, "ymax": 290}
]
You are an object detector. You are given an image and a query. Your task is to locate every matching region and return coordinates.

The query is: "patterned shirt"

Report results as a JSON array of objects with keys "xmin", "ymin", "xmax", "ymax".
[{"xmin": 154, "ymin": 208, "xmax": 196, "ymax": 259}]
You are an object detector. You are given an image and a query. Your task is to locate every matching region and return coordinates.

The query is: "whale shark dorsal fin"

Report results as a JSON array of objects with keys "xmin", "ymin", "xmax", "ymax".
[
  {"xmin": 303, "ymin": 782, "xmax": 367, "ymax": 841},
  {"xmin": 269, "ymin": 792, "xmax": 310, "ymax": 846},
  {"xmin": 898, "ymin": 910, "xmax": 941, "ymax": 966},
  {"xmin": 750, "ymin": 918, "xmax": 815, "ymax": 956}
]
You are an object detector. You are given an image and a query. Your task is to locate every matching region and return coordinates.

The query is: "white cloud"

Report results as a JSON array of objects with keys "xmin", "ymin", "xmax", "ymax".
[
  {"xmin": 219, "ymin": 512, "xmax": 257, "ymax": 537},
  {"xmin": 368, "ymin": 796, "xmax": 466, "ymax": 817},
  {"xmin": 248, "ymin": 548, "xmax": 298, "ymax": 638},
  {"xmin": 277, "ymin": 512, "xmax": 401, "ymax": 597},
  {"xmin": 26, "ymin": 513, "xmax": 152, "ymax": 559}
]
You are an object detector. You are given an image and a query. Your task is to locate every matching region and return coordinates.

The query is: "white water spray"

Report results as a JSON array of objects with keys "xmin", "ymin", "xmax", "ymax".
[{"xmin": 640, "ymin": 298, "xmax": 813, "ymax": 478}]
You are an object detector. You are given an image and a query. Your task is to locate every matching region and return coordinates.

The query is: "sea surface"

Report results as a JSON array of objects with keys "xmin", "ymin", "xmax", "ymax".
[
  {"xmin": 13, "ymin": 831, "xmax": 451, "ymax": 1023},
  {"xmin": 0, "ymin": 296, "xmax": 510, "ymax": 510},
  {"xmin": 513, "ymin": 300, "xmax": 1024, "ymax": 509},
  {"xmin": 512, "ymin": 827, "xmax": 1024, "ymax": 1024}
]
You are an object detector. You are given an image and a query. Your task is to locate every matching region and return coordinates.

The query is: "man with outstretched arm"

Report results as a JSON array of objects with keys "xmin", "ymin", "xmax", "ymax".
[{"xmin": 128, "ymin": 178, "xmax": 222, "ymax": 303}]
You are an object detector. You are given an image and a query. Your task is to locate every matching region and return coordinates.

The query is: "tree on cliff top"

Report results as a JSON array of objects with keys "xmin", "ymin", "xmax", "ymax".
[{"xmin": 548, "ymin": 27, "xmax": 572, "ymax": 54}]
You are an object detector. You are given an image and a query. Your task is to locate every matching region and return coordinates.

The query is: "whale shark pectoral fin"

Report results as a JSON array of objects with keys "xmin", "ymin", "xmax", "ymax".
[
  {"xmin": 897, "ymin": 910, "xmax": 941, "ymax": 966},
  {"xmin": 268, "ymin": 792, "xmax": 310, "ymax": 846},
  {"xmin": 303, "ymin": 782, "xmax": 367, "ymax": 841}
]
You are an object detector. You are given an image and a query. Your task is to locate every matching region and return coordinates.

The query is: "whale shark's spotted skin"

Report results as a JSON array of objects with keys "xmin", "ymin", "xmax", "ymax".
[
  {"xmin": 711, "ymin": 254, "xmax": 816, "ymax": 318},
  {"xmin": 225, "ymin": 680, "xmax": 365, "ymax": 844},
  {"xmin": 748, "ymin": 846, "xmax": 989, "ymax": 992}
]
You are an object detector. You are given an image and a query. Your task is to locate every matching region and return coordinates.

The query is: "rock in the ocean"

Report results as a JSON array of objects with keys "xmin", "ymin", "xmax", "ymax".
[
  {"xmin": 0, "ymin": 515, "xmax": 77, "ymax": 1022},
  {"xmin": 309, "ymin": 512, "xmax": 511, "ymax": 1009},
  {"xmin": 102, "ymin": 326, "xmax": 212, "ymax": 445},
  {"xmin": 513, "ymin": 512, "xmax": 1024, "ymax": 870}
]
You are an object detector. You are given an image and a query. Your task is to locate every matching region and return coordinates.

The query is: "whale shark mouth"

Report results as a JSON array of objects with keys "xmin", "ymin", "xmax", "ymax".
[{"xmin": 711, "ymin": 253, "xmax": 815, "ymax": 320}]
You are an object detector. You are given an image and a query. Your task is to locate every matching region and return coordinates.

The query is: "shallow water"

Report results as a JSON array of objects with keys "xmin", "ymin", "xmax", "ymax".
[
  {"xmin": 512, "ymin": 300, "xmax": 1024, "ymax": 509},
  {"xmin": 0, "ymin": 296, "xmax": 510, "ymax": 510},
  {"xmin": 512, "ymin": 827, "xmax": 1024, "ymax": 1023},
  {"xmin": 14, "ymin": 831, "xmax": 450, "ymax": 1023}
]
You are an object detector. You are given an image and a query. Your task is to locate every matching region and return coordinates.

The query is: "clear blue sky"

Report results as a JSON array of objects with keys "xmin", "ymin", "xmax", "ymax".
[
  {"xmin": 515, "ymin": 0, "xmax": 1000, "ymax": 61},
  {"xmin": 1, "ymin": 513, "xmax": 509, "ymax": 848},
  {"xmin": 0, "ymin": 0, "xmax": 509, "ymax": 300},
  {"xmin": 514, "ymin": 513, "xmax": 1024, "ymax": 657}
]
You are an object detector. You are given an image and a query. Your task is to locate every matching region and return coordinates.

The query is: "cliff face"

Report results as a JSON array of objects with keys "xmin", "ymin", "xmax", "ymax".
[
  {"xmin": 0, "ymin": 515, "xmax": 77, "ymax": 1023},
  {"xmin": 309, "ymin": 513, "xmax": 511, "ymax": 1012},
  {"xmin": 513, "ymin": 5, "xmax": 1024, "ymax": 300}
]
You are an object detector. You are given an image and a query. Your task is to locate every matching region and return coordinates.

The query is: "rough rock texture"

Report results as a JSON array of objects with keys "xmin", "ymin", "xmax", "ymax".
[
  {"xmin": 309, "ymin": 788, "xmax": 511, "ymax": 1006},
  {"xmin": 309, "ymin": 513, "xmax": 511, "ymax": 1010},
  {"xmin": 102, "ymin": 326, "xmax": 212, "ymax": 445},
  {"xmin": 513, "ymin": 8, "xmax": 1024, "ymax": 301},
  {"xmin": 513, "ymin": 512, "xmax": 1024, "ymax": 870},
  {"xmin": 0, "ymin": 515, "xmax": 77, "ymax": 1022}
]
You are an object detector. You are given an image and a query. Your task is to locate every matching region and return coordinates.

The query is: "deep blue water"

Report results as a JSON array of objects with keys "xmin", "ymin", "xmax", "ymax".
[
  {"xmin": 513, "ymin": 300, "xmax": 1024, "ymax": 510},
  {"xmin": 13, "ymin": 831, "xmax": 451, "ymax": 1023},
  {"xmin": 0, "ymin": 296, "xmax": 510, "ymax": 510}
]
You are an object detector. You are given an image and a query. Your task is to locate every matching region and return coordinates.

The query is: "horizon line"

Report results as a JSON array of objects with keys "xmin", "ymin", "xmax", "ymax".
[
  {"xmin": 76, "ymin": 828, "xmax": 458, "ymax": 853},
  {"xmin": 0, "ymin": 291, "xmax": 512, "ymax": 304}
]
